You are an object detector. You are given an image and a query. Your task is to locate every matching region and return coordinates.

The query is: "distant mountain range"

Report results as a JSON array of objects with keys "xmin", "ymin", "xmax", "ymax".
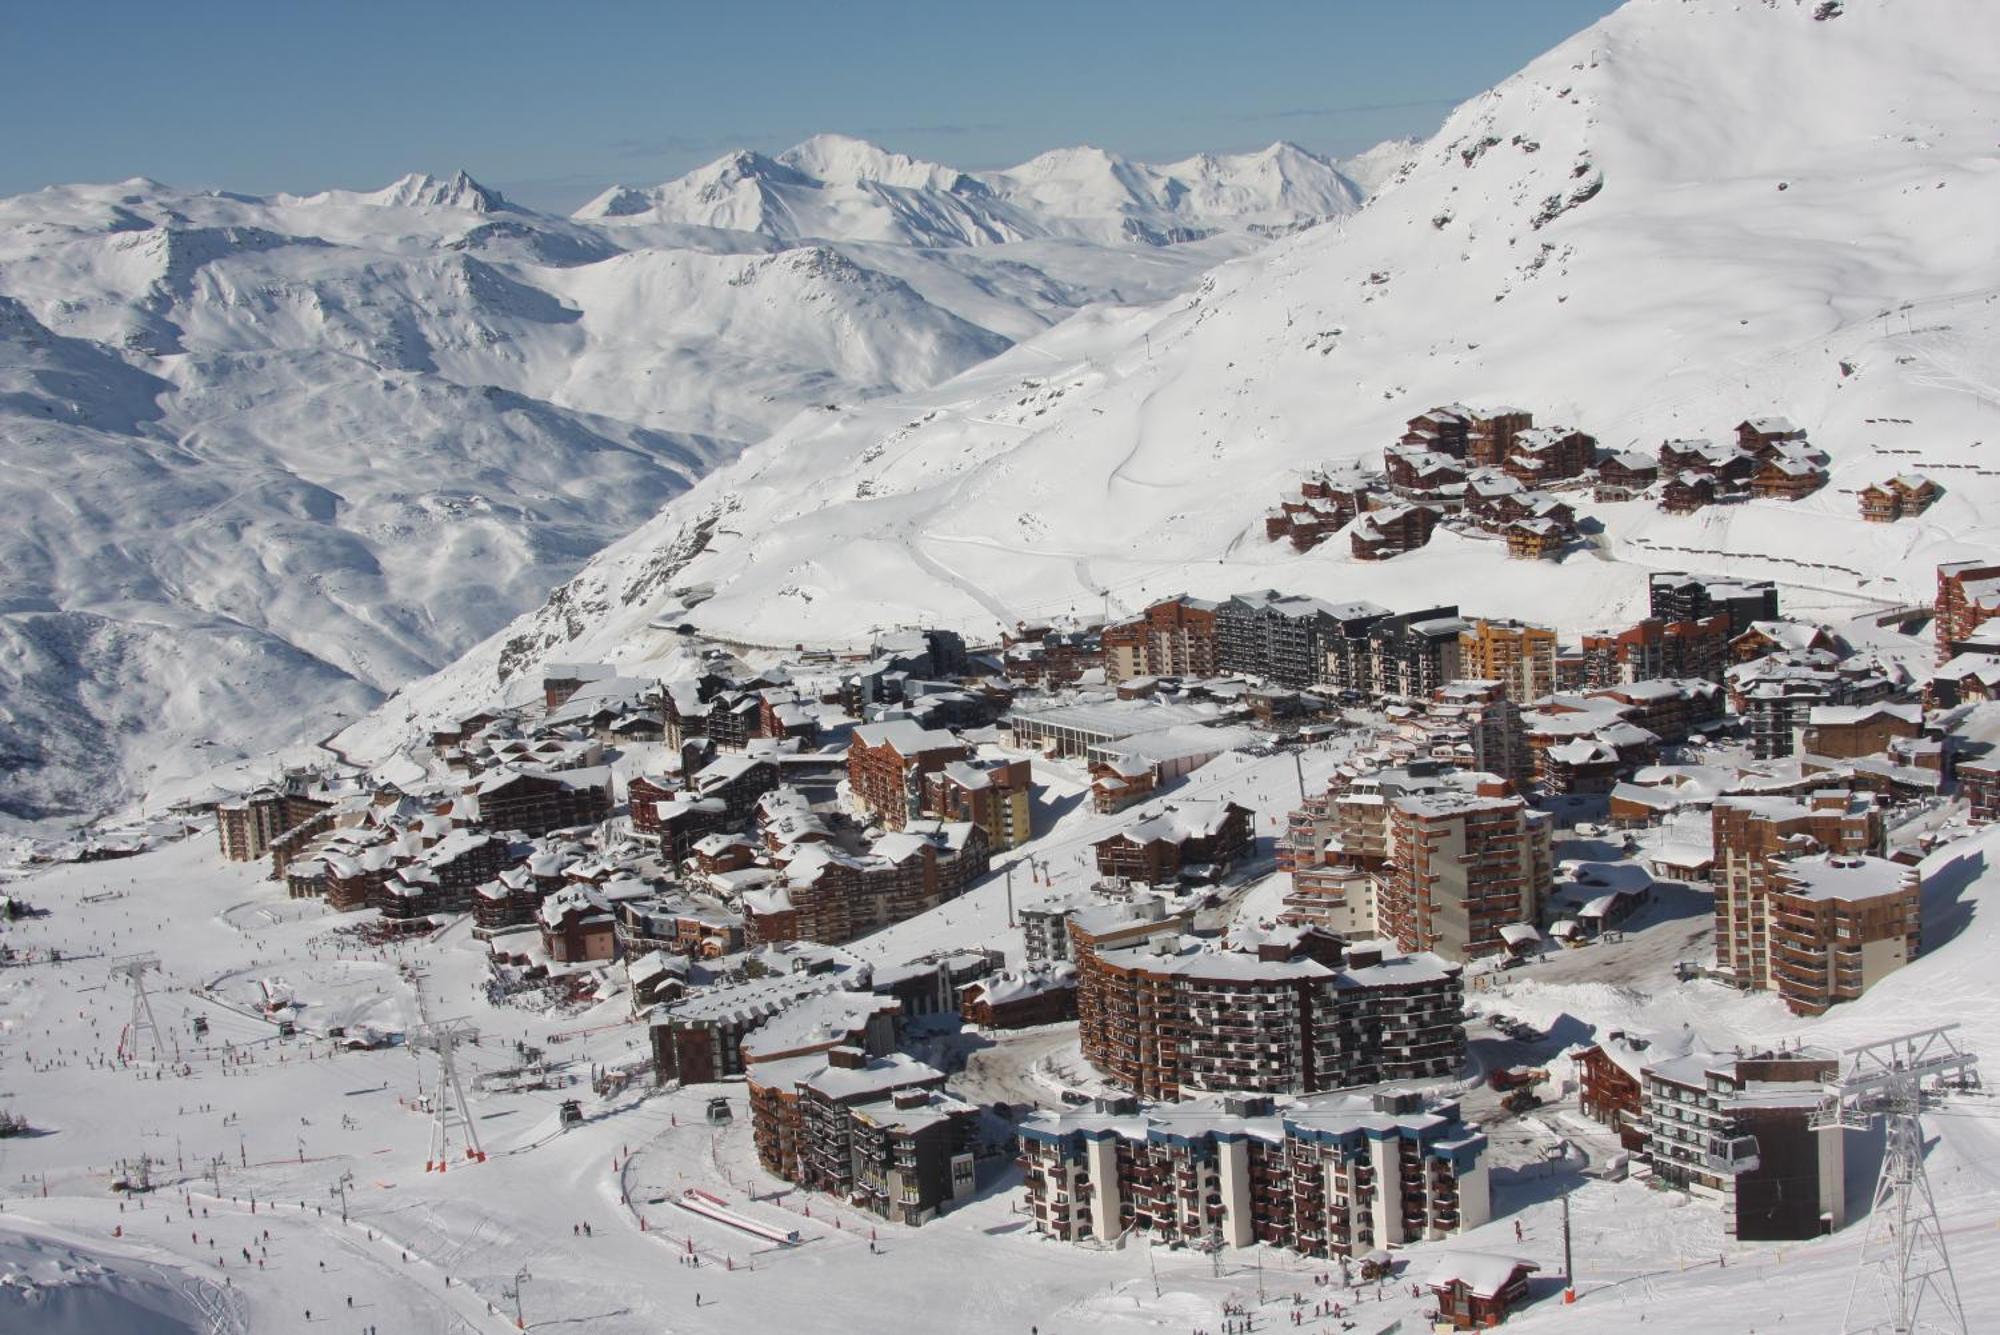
[
  {"xmin": 577, "ymin": 135, "xmax": 1368, "ymax": 247},
  {"xmin": 0, "ymin": 137, "xmax": 1393, "ymax": 821}
]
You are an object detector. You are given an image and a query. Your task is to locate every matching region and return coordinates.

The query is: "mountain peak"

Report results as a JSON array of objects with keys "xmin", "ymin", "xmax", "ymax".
[
  {"xmin": 775, "ymin": 134, "xmax": 966, "ymax": 191},
  {"xmin": 1005, "ymin": 144, "xmax": 1124, "ymax": 178},
  {"xmin": 370, "ymin": 170, "xmax": 507, "ymax": 212}
]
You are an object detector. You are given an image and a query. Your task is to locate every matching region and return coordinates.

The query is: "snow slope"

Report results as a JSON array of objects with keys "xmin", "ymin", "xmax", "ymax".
[
  {"xmin": 0, "ymin": 1224, "xmax": 230, "ymax": 1335},
  {"xmin": 577, "ymin": 133, "xmax": 1367, "ymax": 246},
  {"xmin": 1, "ymin": 144, "xmax": 1357, "ymax": 820},
  {"xmin": 356, "ymin": 0, "xmax": 2000, "ymax": 753}
]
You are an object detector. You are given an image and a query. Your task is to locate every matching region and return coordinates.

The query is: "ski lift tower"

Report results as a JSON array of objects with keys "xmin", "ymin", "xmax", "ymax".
[
  {"xmin": 410, "ymin": 1018, "xmax": 486, "ymax": 1171},
  {"xmin": 1814, "ymin": 1025, "xmax": 1978, "ymax": 1335},
  {"xmin": 109, "ymin": 953, "xmax": 167, "ymax": 1062}
]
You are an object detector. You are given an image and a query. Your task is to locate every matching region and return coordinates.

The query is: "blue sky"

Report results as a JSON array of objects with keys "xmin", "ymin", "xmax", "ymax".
[{"xmin": 4, "ymin": 1, "xmax": 1624, "ymax": 213}]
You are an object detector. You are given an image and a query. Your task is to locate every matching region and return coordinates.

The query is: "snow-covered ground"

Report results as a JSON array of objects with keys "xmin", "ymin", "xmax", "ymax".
[
  {"xmin": 1, "ymin": 140, "xmax": 1373, "ymax": 825},
  {"xmin": 8, "ymin": 768, "xmax": 2000, "ymax": 1334},
  {"xmin": 348, "ymin": 0, "xmax": 2000, "ymax": 765},
  {"xmin": 15, "ymin": 0, "xmax": 2000, "ymax": 1331}
]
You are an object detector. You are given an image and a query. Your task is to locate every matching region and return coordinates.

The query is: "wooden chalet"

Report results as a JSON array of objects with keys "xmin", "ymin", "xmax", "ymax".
[
  {"xmin": 1426, "ymin": 1254, "xmax": 1540, "ymax": 1330},
  {"xmin": 1266, "ymin": 471, "xmax": 1373, "ymax": 552},
  {"xmin": 1858, "ymin": 473, "xmax": 1940, "ymax": 523},
  {"xmin": 1594, "ymin": 451, "xmax": 1658, "ymax": 501},
  {"xmin": 1480, "ymin": 490, "xmax": 1575, "ymax": 529},
  {"xmin": 1351, "ymin": 503, "xmax": 1440, "ymax": 561},
  {"xmin": 1092, "ymin": 799, "xmax": 1253, "ymax": 886},
  {"xmin": 1400, "ymin": 405, "xmax": 1474, "ymax": 457},
  {"xmin": 1384, "ymin": 445, "xmax": 1469, "ymax": 500},
  {"xmin": 1660, "ymin": 470, "xmax": 1718, "ymax": 514},
  {"xmin": 1502, "ymin": 426, "xmax": 1596, "ymax": 483},
  {"xmin": 1729, "ymin": 620, "xmax": 1836, "ymax": 663},
  {"xmin": 539, "ymin": 886, "xmax": 618, "ymax": 963},
  {"xmin": 1750, "ymin": 449, "xmax": 1828, "ymax": 501},
  {"xmin": 1577, "ymin": 1040, "xmax": 1649, "ymax": 1150},
  {"xmin": 1467, "ymin": 407, "xmax": 1534, "ymax": 466},
  {"xmin": 1504, "ymin": 518, "xmax": 1567, "ymax": 560},
  {"xmin": 1463, "ymin": 469, "xmax": 1523, "ymax": 513},
  {"xmin": 1735, "ymin": 416, "xmax": 1807, "ymax": 456},
  {"xmin": 1658, "ymin": 437, "xmax": 1754, "ymax": 481}
]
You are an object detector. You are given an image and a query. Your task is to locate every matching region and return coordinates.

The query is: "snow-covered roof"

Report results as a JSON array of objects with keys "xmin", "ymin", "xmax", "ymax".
[
  {"xmin": 850, "ymin": 719, "xmax": 964, "ymax": 755},
  {"xmin": 1011, "ymin": 697, "xmax": 1220, "ymax": 740},
  {"xmin": 1773, "ymin": 853, "xmax": 1913, "ymax": 904},
  {"xmin": 1809, "ymin": 702, "xmax": 1921, "ymax": 728},
  {"xmin": 1424, "ymin": 1252, "xmax": 1538, "ymax": 1299},
  {"xmin": 1107, "ymin": 798, "xmax": 1248, "ymax": 846}
]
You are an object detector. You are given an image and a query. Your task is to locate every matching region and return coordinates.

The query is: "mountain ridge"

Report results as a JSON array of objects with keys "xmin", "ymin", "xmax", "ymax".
[
  {"xmin": 574, "ymin": 134, "xmax": 1368, "ymax": 247},
  {"xmin": 1, "ymin": 140, "xmax": 1388, "ymax": 821},
  {"xmin": 338, "ymin": 0, "xmax": 2000, "ymax": 763}
]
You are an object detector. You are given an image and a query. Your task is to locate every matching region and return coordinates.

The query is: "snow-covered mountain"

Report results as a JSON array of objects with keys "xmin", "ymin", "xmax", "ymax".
[
  {"xmin": 352, "ymin": 0, "xmax": 2000, "ymax": 756},
  {"xmin": 0, "ymin": 147, "xmax": 1376, "ymax": 821},
  {"xmin": 576, "ymin": 134, "xmax": 1367, "ymax": 246}
]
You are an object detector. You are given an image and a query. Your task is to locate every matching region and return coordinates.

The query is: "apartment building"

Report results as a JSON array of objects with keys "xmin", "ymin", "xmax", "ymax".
[
  {"xmin": 1278, "ymin": 864, "xmax": 1375, "ymax": 939},
  {"xmin": 1640, "ymin": 1048, "xmax": 1840, "ymax": 1241},
  {"xmin": 1649, "ymin": 573, "xmax": 1779, "ymax": 636},
  {"xmin": 1074, "ymin": 929, "xmax": 1464, "ymax": 1102},
  {"xmin": 464, "ymin": 766, "xmax": 613, "ymax": 838},
  {"xmin": 1711, "ymin": 790, "xmax": 1883, "ymax": 990},
  {"xmin": 651, "ymin": 966, "xmax": 864, "ymax": 1084},
  {"xmin": 1369, "ymin": 610, "xmax": 1471, "ymax": 702},
  {"xmin": 1381, "ymin": 792, "xmax": 1552, "ymax": 962},
  {"xmin": 922, "ymin": 757, "xmax": 1033, "ymax": 851},
  {"xmin": 1101, "ymin": 596, "xmax": 1221, "ymax": 681},
  {"xmin": 1282, "ymin": 762, "xmax": 1509, "ymax": 893},
  {"xmin": 1936, "ymin": 561, "xmax": 2000, "ymax": 663},
  {"xmin": 1579, "ymin": 616, "xmax": 1732, "ymax": 687},
  {"xmin": 748, "ymin": 1048, "xmax": 978, "ymax": 1225},
  {"xmin": 1767, "ymin": 854, "xmax": 1920, "ymax": 1015},
  {"xmin": 1216, "ymin": 591, "xmax": 1359, "ymax": 689},
  {"xmin": 1045, "ymin": 894, "xmax": 1190, "ymax": 962},
  {"xmin": 1019, "ymin": 1089, "xmax": 1489, "ymax": 1257},
  {"xmin": 217, "ymin": 784, "xmax": 333, "ymax": 864},
  {"xmin": 1729, "ymin": 652, "xmax": 1900, "ymax": 760},
  {"xmin": 1458, "ymin": 619, "xmax": 1557, "ymax": 704},
  {"xmin": 1402, "ymin": 681, "xmax": 1532, "ymax": 789},
  {"xmin": 846, "ymin": 720, "xmax": 970, "ymax": 829}
]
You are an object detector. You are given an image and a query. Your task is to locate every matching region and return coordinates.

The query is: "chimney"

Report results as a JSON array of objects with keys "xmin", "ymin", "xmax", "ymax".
[
  {"xmin": 1345, "ymin": 943, "xmax": 1385, "ymax": 970},
  {"xmin": 826, "ymin": 1046, "xmax": 868, "ymax": 1070},
  {"xmin": 893, "ymin": 1088, "xmax": 929, "ymax": 1111}
]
